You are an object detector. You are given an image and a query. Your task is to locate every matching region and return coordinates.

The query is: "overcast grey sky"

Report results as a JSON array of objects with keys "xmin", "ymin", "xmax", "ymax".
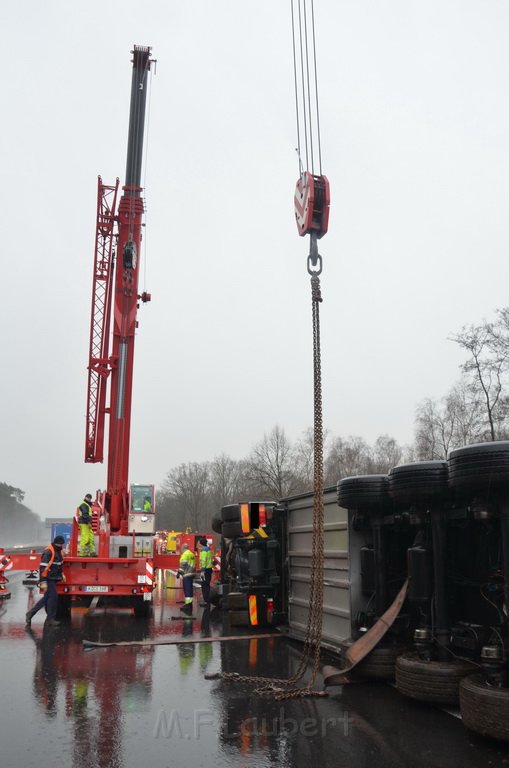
[{"xmin": 2, "ymin": 1, "xmax": 509, "ymax": 522}]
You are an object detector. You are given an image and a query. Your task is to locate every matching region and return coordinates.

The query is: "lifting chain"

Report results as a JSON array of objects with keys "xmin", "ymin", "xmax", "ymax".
[{"xmin": 211, "ymin": 260, "xmax": 326, "ymax": 700}]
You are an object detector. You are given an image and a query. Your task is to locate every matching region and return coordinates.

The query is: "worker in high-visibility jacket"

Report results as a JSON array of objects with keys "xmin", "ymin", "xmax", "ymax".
[
  {"xmin": 25, "ymin": 535, "xmax": 66, "ymax": 627},
  {"xmin": 197, "ymin": 537, "xmax": 213, "ymax": 607},
  {"xmin": 77, "ymin": 493, "xmax": 97, "ymax": 557},
  {"xmin": 177, "ymin": 543, "xmax": 196, "ymax": 610}
]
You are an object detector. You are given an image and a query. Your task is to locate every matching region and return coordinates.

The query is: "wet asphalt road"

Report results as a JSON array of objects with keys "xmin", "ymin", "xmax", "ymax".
[{"xmin": 1, "ymin": 571, "xmax": 508, "ymax": 768}]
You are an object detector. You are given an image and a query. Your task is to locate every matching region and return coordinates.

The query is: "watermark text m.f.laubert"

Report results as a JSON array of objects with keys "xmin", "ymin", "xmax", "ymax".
[{"xmin": 153, "ymin": 708, "xmax": 353, "ymax": 740}]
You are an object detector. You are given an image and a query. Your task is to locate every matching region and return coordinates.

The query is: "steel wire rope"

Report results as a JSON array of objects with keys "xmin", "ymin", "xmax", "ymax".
[
  {"xmin": 302, "ymin": 0, "xmax": 315, "ymax": 174},
  {"xmin": 291, "ymin": 0, "xmax": 323, "ymax": 176},
  {"xmin": 296, "ymin": 0, "xmax": 310, "ymax": 172},
  {"xmin": 291, "ymin": 0, "xmax": 303, "ymax": 174},
  {"xmin": 310, "ymin": 0, "xmax": 323, "ymax": 174}
]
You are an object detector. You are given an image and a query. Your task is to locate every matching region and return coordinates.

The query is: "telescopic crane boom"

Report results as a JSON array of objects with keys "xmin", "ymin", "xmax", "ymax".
[{"xmin": 85, "ymin": 45, "xmax": 154, "ymax": 534}]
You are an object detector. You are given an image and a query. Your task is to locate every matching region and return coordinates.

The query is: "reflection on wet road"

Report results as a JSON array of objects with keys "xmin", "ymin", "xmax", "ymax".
[{"xmin": 1, "ymin": 571, "xmax": 508, "ymax": 767}]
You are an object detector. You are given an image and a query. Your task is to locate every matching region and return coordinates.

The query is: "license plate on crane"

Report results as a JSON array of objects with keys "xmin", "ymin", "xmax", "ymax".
[{"xmin": 83, "ymin": 585, "xmax": 109, "ymax": 593}]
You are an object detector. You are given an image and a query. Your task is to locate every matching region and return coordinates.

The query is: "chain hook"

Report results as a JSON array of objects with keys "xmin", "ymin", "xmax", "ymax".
[{"xmin": 307, "ymin": 232, "xmax": 323, "ymax": 275}]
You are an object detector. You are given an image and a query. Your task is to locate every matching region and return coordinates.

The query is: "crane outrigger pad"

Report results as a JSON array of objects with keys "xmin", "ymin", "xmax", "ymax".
[{"xmin": 322, "ymin": 580, "xmax": 408, "ymax": 687}]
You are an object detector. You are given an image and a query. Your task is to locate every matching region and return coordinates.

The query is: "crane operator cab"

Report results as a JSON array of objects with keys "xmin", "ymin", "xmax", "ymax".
[{"xmin": 128, "ymin": 484, "xmax": 156, "ymax": 534}]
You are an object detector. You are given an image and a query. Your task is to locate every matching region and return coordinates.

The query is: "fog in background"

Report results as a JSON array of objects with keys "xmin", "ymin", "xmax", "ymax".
[{"xmin": 2, "ymin": 1, "xmax": 509, "ymax": 526}]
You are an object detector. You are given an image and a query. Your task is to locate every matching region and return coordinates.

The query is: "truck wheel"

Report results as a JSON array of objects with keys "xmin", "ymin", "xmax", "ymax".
[
  {"xmin": 395, "ymin": 653, "xmax": 474, "ymax": 705},
  {"xmin": 221, "ymin": 504, "xmax": 241, "ymax": 522},
  {"xmin": 460, "ymin": 674, "xmax": 509, "ymax": 742},
  {"xmin": 448, "ymin": 441, "xmax": 509, "ymax": 493},
  {"xmin": 133, "ymin": 597, "xmax": 152, "ymax": 618},
  {"xmin": 209, "ymin": 586, "xmax": 222, "ymax": 608},
  {"xmin": 222, "ymin": 521, "xmax": 242, "ymax": 539},
  {"xmin": 351, "ymin": 644, "xmax": 408, "ymax": 681},
  {"xmin": 388, "ymin": 461, "xmax": 448, "ymax": 504},
  {"xmin": 225, "ymin": 592, "xmax": 248, "ymax": 610},
  {"xmin": 211, "ymin": 514, "xmax": 223, "ymax": 534},
  {"xmin": 228, "ymin": 609, "xmax": 250, "ymax": 627},
  {"xmin": 337, "ymin": 475, "xmax": 390, "ymax": 512}
]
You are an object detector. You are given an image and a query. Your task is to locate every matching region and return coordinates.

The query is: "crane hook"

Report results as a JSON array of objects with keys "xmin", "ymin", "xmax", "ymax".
[{"xmin": 307, "ymin": 232, "xmax": 322, "ymax": 276}]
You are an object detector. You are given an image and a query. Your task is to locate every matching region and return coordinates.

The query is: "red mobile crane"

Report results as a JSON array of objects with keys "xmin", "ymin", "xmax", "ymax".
[
  {"xmin": 61, "ymin": 45, "xmax": 159, "ymax": 617},
  {"xmin": 67, "ymin": 45, "xmax": 212, "ymax": 614},
  {"xmin": 0, "ymin": 46, "xmax": 213, "ymax": 611},
  {"xmin": 0, "ymin": 48, "xmax": 159, "ymax": 616}
]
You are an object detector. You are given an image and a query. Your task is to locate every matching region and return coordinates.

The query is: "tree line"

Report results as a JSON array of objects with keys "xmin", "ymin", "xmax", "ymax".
[
  {"xmin": 157, "ymin": 306, "xmax": 509, "ymax": 533},
  {"xmin": 155, "ymin": 428, "xmax": 408, "ymax": 533},
  {"xmin": 6, "ymin": 307, "xmax": 509, "ymax": 535},
  {"xmin": 0, "ymin": 482, "xmax": 44, "ymax": 546},
  {"xmin": 415, "ymin": 307, "xmax": 509, "ymax": 458}
]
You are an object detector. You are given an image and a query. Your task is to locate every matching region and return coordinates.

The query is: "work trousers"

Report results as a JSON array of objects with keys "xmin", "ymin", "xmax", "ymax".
[
  {"xmin": 78, "ymin": 523, "xmax": 96, "ymax": 555},
  {"xmin": 28, "ymin": 579, "xmax": 58, "ymax": 621},
  {"xmin": 182, "ymin": 574, "xmax": 194, "ymax": 603},
  {"xmin": 200, "ymin": 568, "xmax": 212, "ymax": 603}
]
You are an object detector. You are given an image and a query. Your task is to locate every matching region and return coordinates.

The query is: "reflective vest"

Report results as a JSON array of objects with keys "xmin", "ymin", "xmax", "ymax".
[
  {"xmin": 78, "ymin": 500, "xmax": 92, "ymax": 525},
  {"xmin": 199, "ymin": 546, "xmax": 213, "ymax": 570},
  {"xmin": 40, "ymin": 544, "xmax": 63, "ymax": 580},
  {"xmin": 179, "ymin": 549, "xmax": 196, "ymax": 574}
]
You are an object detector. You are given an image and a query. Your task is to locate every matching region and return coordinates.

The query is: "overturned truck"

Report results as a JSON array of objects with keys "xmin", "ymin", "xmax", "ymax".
[{"xmin": 212, "ymin": 440, "xmax": 509, "ymax": 743}]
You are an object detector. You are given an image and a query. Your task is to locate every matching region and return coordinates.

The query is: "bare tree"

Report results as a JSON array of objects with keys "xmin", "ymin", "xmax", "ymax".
[
  {"xmin": 450, "ymin": 321, "xmax": 509, "ymax": 440},
  {"xmin": 291, "ymin": 427, "xmax": 330, "ymax": 492},
  {"xmin": 208, "ymin": 454, "xmax": 245, "ymax": 510},
  {"xmin": 415, "ymin": 397, "xmax": 452, "ymax": 460},
  {"xmin": 446, "ymin": 380, "xmax": 485, "ymax": 445},
  {"xmin": 324, "ymin": 435, "xmax": 372, "ymax": 485},
  {"xmin": 371, "ymin": 434, "xmax": 403, "ymax": 472},
  {"xmin": 161, "ymin": 461, "xmax": 211, "ymax": 531},
  {"xmin": 414, "ymin": 381, "xmax": 485, "ymax": 460},
  {"xmin": 246, "ymin": 425, "xmax": 297, "ymax": 499}
]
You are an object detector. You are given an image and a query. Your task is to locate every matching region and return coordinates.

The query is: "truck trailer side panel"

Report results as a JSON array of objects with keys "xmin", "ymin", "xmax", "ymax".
[{"xmin": 284, "ymin": 487, "xmax": 350, "ymax": 653}]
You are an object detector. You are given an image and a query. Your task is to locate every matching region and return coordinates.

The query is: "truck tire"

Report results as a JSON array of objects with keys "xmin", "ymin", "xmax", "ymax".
[
  {"xmin": 228, "ymin": 609, "xmax": 250, "ymax": 627},
  {"xmin": 351, "ymin": 644, "xmax": 408, "ymax": 681},
  {"xmin": 388, "ymin": 461, "xmax": 448, "ymax": 505},
  {"xmin": 460, "ymin": 674, "xmax": 509, "ymax": 742},
  {"xmin": 395, "ymin": 653, "xmax": 474, "ymax": 705},
  {"xmin": 222, "ymin": 520, "xmax": 242, "ymax": 539},
  {"xmin": 211, "ymin": 514, "xmax": 223, "ymax": 535},
  {"xmin": 448, "ymin": 441, "xmax": 509, "ymax": 493},
  {"xmin": 221, "ymin": 504, "xmax": 241, "ymax": 523},
  {"xmin": 337, "ymin": 475, "xmax": 390, "ymax": 512},
  {"xmin": 209, "ymin": 585, "xmax": 222, "ymax": 608},
  {"xmin": 224, "ymin": 592, "xmax": 248, "ymax": 610}
]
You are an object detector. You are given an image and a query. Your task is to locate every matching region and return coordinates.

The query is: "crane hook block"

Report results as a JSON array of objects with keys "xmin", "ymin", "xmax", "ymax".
[{"xmin": 294, "ymin": 171, "xmax": 330, "ymax": 239}]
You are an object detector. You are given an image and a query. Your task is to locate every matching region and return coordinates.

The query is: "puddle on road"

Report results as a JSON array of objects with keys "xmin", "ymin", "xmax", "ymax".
[{"xmin": 1, "ymin": 572, "xmax": 508, "ymax": 768}]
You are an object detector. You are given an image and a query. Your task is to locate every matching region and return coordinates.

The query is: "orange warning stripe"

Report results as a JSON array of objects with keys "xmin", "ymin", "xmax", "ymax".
[
  {"xmin": 248, "ymin": 594, "xmax": 258, "ymax": 626},
  {"xmin": 240, "ymin": 503, "xmax": 251, "ymax": 534}
]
